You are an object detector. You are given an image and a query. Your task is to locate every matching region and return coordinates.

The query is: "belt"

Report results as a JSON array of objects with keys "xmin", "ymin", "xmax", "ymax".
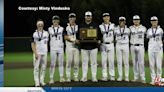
[
  {"xmin": 104, "ymin": 42, "xmax": 113, "ymax": 44},
  {"xmin": 131, "ymin": 44, "xmax": 143, "ymax": 46}
]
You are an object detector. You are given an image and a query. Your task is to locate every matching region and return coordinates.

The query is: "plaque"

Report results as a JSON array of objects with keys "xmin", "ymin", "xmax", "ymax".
[{"xmin": 80, "ymin": 28, "xmax": 97, "ymax": 42}]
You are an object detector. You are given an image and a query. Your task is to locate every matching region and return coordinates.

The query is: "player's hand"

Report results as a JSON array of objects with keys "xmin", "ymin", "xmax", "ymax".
[
  {"xmin": 98, "ymin": 40, "xmax": 101, "ymax": 45},
  {"xmin": 75, "ymin": 40, "xmax": 80, "ymax": 44}
]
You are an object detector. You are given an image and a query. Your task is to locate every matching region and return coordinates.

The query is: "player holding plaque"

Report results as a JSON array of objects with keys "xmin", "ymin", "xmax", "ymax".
[{"xmin": 78, "ymin": 11, "xmax": 102, "ymax": 82}]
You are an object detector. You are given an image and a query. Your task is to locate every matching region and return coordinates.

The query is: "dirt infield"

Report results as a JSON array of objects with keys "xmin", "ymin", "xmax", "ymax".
[
  {"xmin": 44, "ymin": 80, "xmax": 155, "ymax": 87},
  {"xmin": 13, "ymin": 80, "xmax": 155, "ymax": 87}
]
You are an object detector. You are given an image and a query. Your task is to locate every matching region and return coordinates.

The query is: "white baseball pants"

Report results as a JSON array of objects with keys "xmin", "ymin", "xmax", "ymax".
[
  {"xmin": 33, "ymin": 54, "xmax": 47, "ymax": 85},
  {"xmin": 131, "ymin": 45, "xmax": 145, "ymax": 80},
  {"xmin": 116, "ymin": 43, "xmax": 129, "ymax": 79},
  {"xmin": 49, "ymin": 49, "xmax": 64, "ymax": 80},
  {"xmin": 101, "ymin": 43, "xmax": 115, "ymax": 78},
  {"xmin": 81, "ymin": 48, "xmax": 98, "ymax": 79},
  {"xmin": 148, "ymin": 48, "xmax": 163, "ymax": 82},
  {"xmin": 66, "ymin": 47, "xmax": 79, "ymax": 78}
]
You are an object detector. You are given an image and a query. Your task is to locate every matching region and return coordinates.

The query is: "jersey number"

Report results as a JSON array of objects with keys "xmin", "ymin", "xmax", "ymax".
[{"xmin": 138, "ymin": 35, "xmax": 143, "ymax": 39}]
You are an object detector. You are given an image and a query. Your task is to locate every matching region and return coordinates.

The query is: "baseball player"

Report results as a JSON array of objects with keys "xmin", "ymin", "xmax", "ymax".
[
  {"xmin": 31, "ymin": 19, "xmax": 49, "ymax": 87},
  {"xmin": 129, "ymin": 15, "xmax": 146, "ymax": 83},
  {"xmin": 49, "ymin": 15, "xmax": 65, "ymax": 84},
  {"xmin": 114, "ymin": 16, "xmax": 130, "ymax": 82},
  {"xmin": 99, "ymin": 13, "xmax": 115, "ymax": 81},
  {"xmin": 79, "ymin": 11, "xmax": 102, "ymax": 82},
  {"xmin": 147, "ymin": 16, "xmax": 163, "ymax": 85},
  {"xmin": 64, "ymin": 13, "xmax": 80, "ymax": 82}
]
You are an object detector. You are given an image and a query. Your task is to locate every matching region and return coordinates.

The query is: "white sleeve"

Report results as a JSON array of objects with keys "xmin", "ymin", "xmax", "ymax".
[
  {"xmin": 161, "ymin": 28, "xmax": 163, "ymax": 34},
  {"xmin": 143, "ymin": 26, "xmax": 147, "ymax": 34},
  {"xmin": 33, "ymin": 32, "xmax": 37, "ymax": 42},
  {"xmin": 61, "ymin": 27, "xmax": 64, "ymax": 33},
  {"xmin": 127, "ymin": 28, "xmax": 130, "ymax": 35},
  {"xmin": 111, "ymin": 23, "xmax": 115, "ymax": 30}
]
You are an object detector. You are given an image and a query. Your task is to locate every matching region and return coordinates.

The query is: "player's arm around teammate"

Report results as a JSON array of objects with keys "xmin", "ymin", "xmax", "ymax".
[
  {"xmin": 31, "ymin": 19, "xmax": 49, "ymax": 87},
  {"xmin": 147, "ymin": 16, "xmax": 163, "ymax": 85},
  {"xmin": 48, "ymin": 15, "xmax": 65, "ymax": 84},
  {"xmin": 114, "ymin": 17, "xmax": 130, "ymax": 82},
  {"xmin": 64, "ymin": 13, "xmax": 80, "ymax": 82},
  {"xmin": 99, "ymin": 13, "xmax": 115, "ymax": 81},
  {"xmin": 129, "ymin": 15, "xmax": 146, "ymax": 83}
]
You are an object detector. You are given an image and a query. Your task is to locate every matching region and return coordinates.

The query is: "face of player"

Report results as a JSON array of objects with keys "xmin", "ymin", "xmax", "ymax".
[
  {"xmin": 119, "ymin": 20, "xmax": 126, "ymax": 27},
  {"xmin": 85, "ymin": 15, "xmax": 92, "ymax": 22},
  {"xmin": 36, "ymin": 21, "xmax": 44, "ymax": 30},
  {"xmin": 69, "ymin": 17, "xmax": 76, "ymax": 24},
  {"xmin": 151, "ymin": 20, "xmax": 158, "ymax": 28},
  {"xmin": 133, "ymin": 20, "xmax": 140, "ymax": 26},
  {"xmin": 103, "ymin": 16, "xmax": 110, "ymax": 23},
  {"xmin": 52, "ymin": 19, "xmax": 60, "ymax": 26}
]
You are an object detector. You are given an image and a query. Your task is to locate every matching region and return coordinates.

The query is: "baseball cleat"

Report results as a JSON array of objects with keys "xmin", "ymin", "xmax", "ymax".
[
  {"xmin": 150, "ymin": 81, "xmax": 155, "ymax": 85},
  {"xmin": 125, "ymin": 78, "xmax": 129, "ymax": 82},
  {"xmin": 35, "ymin": 81, "xmax": 40, "ymax": 87},
  {"xmin": 49, "ymin": 80, "xmax": 54, "ymax": 84},
  {"xmin": 35, "ymin": 85, "xmax": 40, "ymax": 87},
  {"xmin": 74, "ymin": 77, "xmax": 79, "ymax": 82},
  {"xmin": 66, "ymin": 78, "xmax": 71, "ymax": 82},
  {"xmin": 117, "ymin": 77, "xmax": 122, "ymax": 81},
  {"xmin": 60, "ymin": 77, "xmax": 65, "ymax": 82},
  {"xmin": 40, "ymin": 82, "xmax": 46, "ymax": 86},
  {"xmin": 92, "ymin": 78, "xmax": 98, "ymax": 82},
  {"xmin": 80, "ymin": 77, "xmax": 87, "ymax": 82},
  {"xmin": 35, "ymin": 83, "xmax": 40, "ymax": 87},
  {"xmin": 110, "ymin": 76, "xmax": 115, "ymax": 81},
  {"xmin": 101, "ymin": 77, "xmax": 108, "ymax": 81},
  {"xmin": 131, "ymin": 79, "xmax": 139, "ymax": 82},
  {"xmin": 141, "ymin": 80, "xmax": 146, "ymax": 84}
]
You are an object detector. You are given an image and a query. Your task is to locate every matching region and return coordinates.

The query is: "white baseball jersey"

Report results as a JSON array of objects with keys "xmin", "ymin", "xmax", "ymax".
[
  {"xmin": 130, "ymin": 25, "xmax": 146, "ymax": 44},
  {"xmin": 32, "ymin": 30, "xmax": 49, "ymax": 55},
  {"xmin": 48, "ymin": 25, "xmax": 64, "ymax": 50},
  {"xmin": 65, "ymin": 24, "xmax": 78, "ymax": 48},
  {"xmin": 114, "ymin": 26, "xmax": 130, "ymax": 44},
  {"xmin": 147, "ymin": 26, "xmax": 163, "ymax": 52},
  {"xmin": 99, "ymin": 23, "xmax": 115, "ymax": 43}
]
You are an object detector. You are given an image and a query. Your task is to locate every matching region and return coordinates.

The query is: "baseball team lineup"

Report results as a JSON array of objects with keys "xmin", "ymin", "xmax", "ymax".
[{"xmin": 31, "ymin": 11, "xmax": 163, "ymax": 87}]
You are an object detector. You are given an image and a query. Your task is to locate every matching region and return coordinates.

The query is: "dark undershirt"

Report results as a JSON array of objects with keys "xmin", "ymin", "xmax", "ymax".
[{"xmin": 78, "ymin": 22, "xmax": 102, "ymax": 50}]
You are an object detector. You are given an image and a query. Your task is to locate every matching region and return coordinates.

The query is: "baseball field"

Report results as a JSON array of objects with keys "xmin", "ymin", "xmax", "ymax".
[{"xmin": 4, "ymin": 52, "xmax": 164, "ymax": 87}]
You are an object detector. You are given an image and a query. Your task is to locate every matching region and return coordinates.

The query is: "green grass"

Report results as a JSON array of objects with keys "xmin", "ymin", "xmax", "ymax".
[
  {"xmin": 4, "ymin": 52, "xmax": 34, "ymax": 62},
  {"xmin": 4, "ymin": 52, "xmax": 148, "ymax": 63},
  {"xmin": 4, "ymin": 52, "xmax": 163, "ymax": 86},
  {"xmin": 5, "ymin": 66, "xmax": 164, "ymax": 86}
]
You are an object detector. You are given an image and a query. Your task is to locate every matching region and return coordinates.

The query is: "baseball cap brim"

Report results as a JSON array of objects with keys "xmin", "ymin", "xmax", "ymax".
[
  {"xmin": 69, "ymin": 13, "xmax": 76, "ymax": 18},
  {"xmin": 52, "ymin": 16, "xmax": 60, "ymax": 20}
]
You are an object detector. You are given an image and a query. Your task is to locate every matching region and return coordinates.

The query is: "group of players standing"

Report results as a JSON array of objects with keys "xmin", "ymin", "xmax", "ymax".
[{"xmin": 31, "ymin": 11, "xmax": 163, "ymax": 87}]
